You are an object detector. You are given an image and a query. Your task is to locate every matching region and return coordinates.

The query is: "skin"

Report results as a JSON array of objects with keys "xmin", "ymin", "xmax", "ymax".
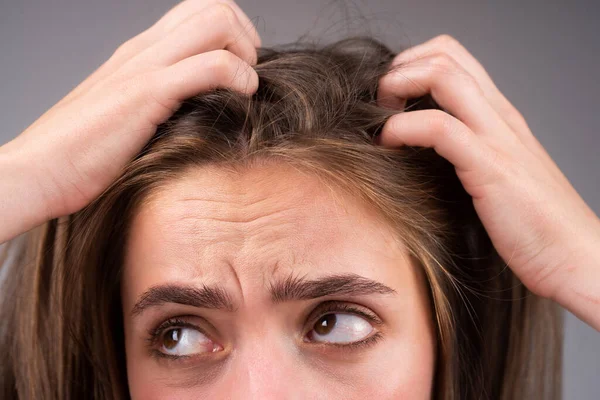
[
  {"xmin": 376, "ymin": 34, "xmax": 600, "ymax": 328},
  {"xmin": 0, "ymin": 0, "xmax": 598, "ymax": 394},
  {"xmin": 0, "ymin": 0, "xmax": 260, "ymax": 243},
  {"xmin": 121, "ymin": 164, "xmax": 436, "ymax": 399}
]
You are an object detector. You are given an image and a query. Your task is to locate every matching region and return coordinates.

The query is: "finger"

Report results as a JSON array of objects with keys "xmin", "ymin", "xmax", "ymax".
[
  {"xmin": 377, "ymin": 109, "xmax": 495, "ymax": 176},
  {"xmin": 129, "ymin": 3, "xmax": 258, "ymax": 69},
  {"xmin": 156, "ymin": 0, "xmax": 262, "ymax": 48},
  {"xmin": 144, "ymin": 49, "xmax": 258, "ymax": 125},
  {"xmin": 378, "ymin": 53, "xmax": 517, "ymax": 143},
  {"xmin": 117, "ymin": 1, "xmax": 261, "ymax": 62},
  {"xmin": 390, "ymin": 34, "xmax": 529, "ymax": 137},
  {"xmin": 57, "ymin": 1, "xmax": 261, "ymax": 107},
  {"xmin": 382, "ymin": 34, "xmax": 560, "ymax": 175}
]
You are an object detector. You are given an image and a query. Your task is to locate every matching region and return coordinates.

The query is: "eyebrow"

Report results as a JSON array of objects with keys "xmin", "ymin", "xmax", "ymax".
[
  {"xmin": 131, "ymin": 284, "xmax": 236, "ymax": 317},
  {"xmin": 269, "ymin": 273, "xmax": 397, "ymax": 303},
  {"xmin": 131, "ymin": 273, "xmax": 396, "ymax": 317}
]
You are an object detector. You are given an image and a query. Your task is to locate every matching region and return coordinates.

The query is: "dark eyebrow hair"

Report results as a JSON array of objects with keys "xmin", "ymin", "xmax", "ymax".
[
  {"xmin": 269, "ymin": 273, "xmax": 397, "ymax": 303},
  {"xmin": 131, "ymin": 284, "xmax": 236, "ymax": 317},
  {"xmin": 131, "ymin": 274, "xmax": 396, "ymax": 317}
]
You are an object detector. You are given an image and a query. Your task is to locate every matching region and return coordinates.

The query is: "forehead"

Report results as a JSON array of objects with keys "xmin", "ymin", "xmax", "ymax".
[{"xmin": 122, "ymin": 163, "xmax": 409, "ymax": 293}]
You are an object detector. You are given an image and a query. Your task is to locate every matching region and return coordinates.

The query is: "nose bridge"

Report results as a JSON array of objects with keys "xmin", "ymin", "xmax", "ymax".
[{"xmin": 227, "ymin": 329, "xmax": 305, "ymax": 400}]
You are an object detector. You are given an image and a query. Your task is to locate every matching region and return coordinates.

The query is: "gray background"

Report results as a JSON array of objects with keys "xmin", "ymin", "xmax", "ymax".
[{"xmin": 1, "ymin": 0, "xmax": 598, "ymax": 398}]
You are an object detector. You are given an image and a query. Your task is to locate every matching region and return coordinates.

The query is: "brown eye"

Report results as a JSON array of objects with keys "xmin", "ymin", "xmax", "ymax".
[
  {"xmin": 163, "ymin": 328, "xmax": 181, "ymax": 350},
  {"xmin": 314, "ymin": 314, "xmax": 337, "ymax": 335},
  {"xmin": 308, "ymin": 313, "xmax": 374, "ymax": 344},
  {"xmin": 156, "ymin": 326, "xmax": 221, "ymax": 356}
]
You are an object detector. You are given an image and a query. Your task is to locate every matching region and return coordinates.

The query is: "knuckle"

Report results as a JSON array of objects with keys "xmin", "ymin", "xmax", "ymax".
[
  {"xmin": 458, "ymin": 69, "xmax": 478, "ymax": 88},
  {"xmin": 427, "ymin": 110, "xmax": 473, "ymax": 147},
  {"xmin": 427, "ymin": 109, "xmax": 457, "ymax": 134},
  {"xmin": 431, "ymin": 35, "xmax": 470, "ymax": 64},
  {"xmin": 209, "ymin": 50, "xmax": 239, "ymax": 78},
  {"xmin": 428, "ymin": 53, "xmax": 478, "ymax": 87},
  {"xmin": 510, "ymin": 107, "xmax": 528, "ymax": 127},
  {"xmin": 435, "ymin": 34, "xmax": 461, "ymax": 49},
  {"xmin": 428, "ymin": 52, "xmax": 456, "ymax": 70},
  {"xmin": 162, "ymin": 0, "xmax": 235, "ymax": 30},
  {"xmin": 215, "ymin": 0, "xmax": 237, "ymax": 10},
  {"xmin": 147, "ymin": 83, "xmax": 178, "ymax": 115},
  {"xmin": 209, "ymin": 2, "xmax": 238, "ymax": 27},
  {"xmin": 196, "ymin": 3, "xmax": 239, "ymax": 45},
  {"xmin": 112, "ymin": 39, "xmax": 135, "ymax": 58},
  {"xmin": 111, "ymin": 29, "xmax": 152, "ymax": 61}
]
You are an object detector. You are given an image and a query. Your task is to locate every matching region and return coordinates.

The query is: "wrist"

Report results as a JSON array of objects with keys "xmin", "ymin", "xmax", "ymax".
[
  {"xmin": 551, "ymin": 228, "xmax": 600, "ymax": 331},
  {"xmin": 0, "ymin": 144, "xmax": 52, "ymax": 243}
]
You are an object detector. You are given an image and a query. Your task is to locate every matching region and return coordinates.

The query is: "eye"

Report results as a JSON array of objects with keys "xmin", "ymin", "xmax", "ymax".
[
  {"xmin": 157, "ymin": 325, "xmax": 222, "ymax": 356},
  {"xmin": 307, "ymin": 313, "xmax": 374, "ymax": 344}
]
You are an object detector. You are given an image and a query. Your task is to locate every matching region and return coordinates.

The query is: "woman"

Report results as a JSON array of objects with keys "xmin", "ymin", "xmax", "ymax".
[{"xmin": 0, "ymin": 1, "xmax": 598, "ymax": 399}]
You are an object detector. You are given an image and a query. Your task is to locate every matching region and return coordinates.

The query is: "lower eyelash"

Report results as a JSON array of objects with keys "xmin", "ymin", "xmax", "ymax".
[
  {"xmin": 150, "ymin": 348, "xmax": 193, "ymax": 362},
  {"xmin": 315, "ymin": 331, "xmax": 384, "ymax": 351}
]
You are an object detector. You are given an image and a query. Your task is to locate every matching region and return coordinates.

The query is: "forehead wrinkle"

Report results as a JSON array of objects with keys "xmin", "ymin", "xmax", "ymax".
[
  {"xmin": 147, "ymin": 171, "xmax": 320, "ymax": 237},
  {"xmin": 149, "ymin": 164, "xmax": 336, "ymax": 244},
  {"xmin": 172, "ymin": 202, "xmax": 299, "ymax": 228},
  {"xmin": 135, "ymin": 190, "xmax": 315, "ymax": 288},
  {"xmin": 126, "ymin": 162, "xmax": 406, "ymax": 305}
]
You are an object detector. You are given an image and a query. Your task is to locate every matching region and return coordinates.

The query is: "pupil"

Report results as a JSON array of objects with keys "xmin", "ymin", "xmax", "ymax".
[
  {"xmin": 163, "ymin": 328, "xmax": 180, "ymax": 349},
  {"xmin": 314, "ymin": 314, "xmax": 337, "ymax": 335}
]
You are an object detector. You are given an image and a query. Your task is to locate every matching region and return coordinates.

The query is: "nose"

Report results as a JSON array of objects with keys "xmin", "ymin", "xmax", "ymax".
[{"xmin": 224, "ymin": 335, "xmax": 310, "ymax": 400}]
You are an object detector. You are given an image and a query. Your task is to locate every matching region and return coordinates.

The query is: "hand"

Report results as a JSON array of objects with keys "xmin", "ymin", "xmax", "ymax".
[
  {"xmin": 0, "ymin": 0, "xmax": 261, "ymax": 242},
  {"xmin": 376, "ymin": 34, "xmax": 600, "ymax": 329}
]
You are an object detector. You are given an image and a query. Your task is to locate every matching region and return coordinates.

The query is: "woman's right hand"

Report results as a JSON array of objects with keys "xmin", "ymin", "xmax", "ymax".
[{"xmin": 0, "ymin": 0, "xmax": 261, "ymax": 243}]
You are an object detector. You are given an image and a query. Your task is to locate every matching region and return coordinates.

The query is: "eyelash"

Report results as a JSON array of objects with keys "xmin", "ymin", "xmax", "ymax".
[
  {"xmin": 146, "ymin": 317, "xmax": 206, "ymax": 362},
  {"xmin": 303, "ymin": 301, "xmax": 384, "ymax": 349},
  {"xmin": 146, "ymin": 301, "xmax": 384, "ymax": 362}
]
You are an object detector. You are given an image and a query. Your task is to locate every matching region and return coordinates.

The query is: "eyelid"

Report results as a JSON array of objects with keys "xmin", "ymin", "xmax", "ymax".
[
  {"xmin": 303, "ymin": 300, "xmax": 384, "ymax": 336},
  {"xmin": 145, "ymin": 302, "xmax": 384, "ymax": 363},
  {"xmin": 147, "ymin": 317, "xmax": 200, "ymax": 346},
  {"xmin": 146, "ymin": 315, "xmax": 222, "ymax": 360}
]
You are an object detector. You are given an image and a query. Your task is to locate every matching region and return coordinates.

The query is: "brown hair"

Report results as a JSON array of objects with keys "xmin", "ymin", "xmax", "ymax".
[{"xmin": 0, "ymin": 36, "xmax": 562, "ymax": 399}]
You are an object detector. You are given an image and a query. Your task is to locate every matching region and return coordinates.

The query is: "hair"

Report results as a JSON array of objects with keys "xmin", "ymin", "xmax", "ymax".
[{"xmin": 0, "ymin": 36, "xmax": 562, "ymax": 399}]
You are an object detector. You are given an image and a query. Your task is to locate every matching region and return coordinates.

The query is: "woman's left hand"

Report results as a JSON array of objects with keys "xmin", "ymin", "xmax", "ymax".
[{"xmin": 376, "ymin": 34, "xmax": 600, "ymax": 331}]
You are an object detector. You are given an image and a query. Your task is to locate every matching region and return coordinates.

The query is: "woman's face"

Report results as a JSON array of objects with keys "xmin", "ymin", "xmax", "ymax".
[{"xmin": 121, "ymin": 163, "xmax": 436, "ymax": 399}]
